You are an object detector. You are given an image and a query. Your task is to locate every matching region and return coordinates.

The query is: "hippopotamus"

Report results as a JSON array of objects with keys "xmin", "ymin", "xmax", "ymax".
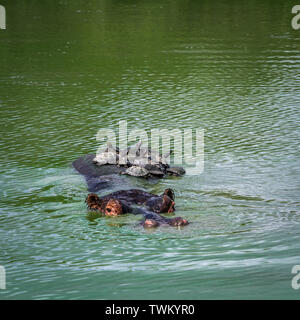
[
  {"xmin": 72, "ymin": 152, "xmax": 189, "ymax": 228},
  {"xmin": 85, "ymin": 189, "xmax": 189, "ymax": 228}
]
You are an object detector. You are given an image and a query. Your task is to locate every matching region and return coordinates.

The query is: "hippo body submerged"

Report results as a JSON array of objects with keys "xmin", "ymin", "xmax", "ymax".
[
  {"xmin": 72, "ymin": 153, "xmax": 185, "ymax": 192},
  {"xmin": 72, "ymin": 153, "xmax": 189, "ymax": 227},
  {"xmin": 72, "ymin": 154, "xmax": 126, "ymax": 178},
  {"xmin": 72, "ymin": 154, "xmax": 129, "ymax": 192}
]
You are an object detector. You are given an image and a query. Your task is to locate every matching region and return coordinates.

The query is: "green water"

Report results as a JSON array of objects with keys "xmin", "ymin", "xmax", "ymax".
[{"xmin": 1, "ymin": 0, "xmax": 300, "ymax": 299}]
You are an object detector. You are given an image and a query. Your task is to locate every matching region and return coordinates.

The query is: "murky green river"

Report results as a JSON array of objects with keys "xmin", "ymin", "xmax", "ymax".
[{"xmin": 0, "ymin": 0, "xmax": 300, "ymax": 299}]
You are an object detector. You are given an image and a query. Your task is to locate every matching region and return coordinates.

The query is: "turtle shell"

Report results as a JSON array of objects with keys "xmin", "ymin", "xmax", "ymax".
[
  {"xmin": 123, "ymin": 166, "xmax": 149, "ymax": 177},
  {"xmin": 148, "ymin": 150, "xmax": 171, "ymax": 165},
  {"xmin": 93, "ymin": 153, "xmax": 108, "ymax": 166},
  {"xmin": 106, "ymin": 152, "xmax": 118, "ymax": 165},
  {"xmin": 166, "ymin": 167, "xmax": 185, "ymax": 176},
  {"xmin": 144, "ymin": 163, "xmax": 165, "ymax": 175},
  {"xmin": 117, "ymin": 154, "xmax": 129, "ymax": 166},
  {"xmin": 119, "ymin": 146, "xmax": 130, "ymax": 157},
  {"xmin": 148, "ymin": 170, "xmax": 165, "ymax": 177},
  {"xmin": 149, "ymin": 151, "xmax": 161, "ymax": 163},
  {"xmin": 132, "ymin": 157, "xmax": 149, "ymax": 168},
  {"xmin": 144, "ymin": 163, "xmax": 161, "ymax": 171},
  {"xmin": 126, "ymin": 140, "xmax": 143, "ymax": 157},
  {"xmin": 93, "ymin": 151, "xmax": 118, "ymax": 166}
]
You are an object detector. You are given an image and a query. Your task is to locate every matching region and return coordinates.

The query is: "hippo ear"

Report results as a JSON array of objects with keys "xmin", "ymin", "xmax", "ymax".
[
  {"xmin": 162, "ymin": 188, "xmax": 175, "ymax": 200},
  {"xmin": 86, "ymin": 193, "xmax": 101, "ymax": 208}
]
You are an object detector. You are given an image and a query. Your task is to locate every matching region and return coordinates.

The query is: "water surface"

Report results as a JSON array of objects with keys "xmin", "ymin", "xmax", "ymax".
[{"xmin": 0, "ymin": 0, "xmax": 300, "ymax": 299}]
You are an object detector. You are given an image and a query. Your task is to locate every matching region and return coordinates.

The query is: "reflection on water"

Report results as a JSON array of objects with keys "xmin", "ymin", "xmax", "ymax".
[{"xmin": 0, "ymin": 0, "xmax": 300, "ymax": 299}]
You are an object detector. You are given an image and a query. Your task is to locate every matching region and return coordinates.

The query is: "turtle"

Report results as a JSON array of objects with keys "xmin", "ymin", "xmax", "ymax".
[
  {"xmin": 96, "ymin": 142, "xmax": 119, "ymax": 154},
  {"xmin": 105, "ymin": 142, "xmax": 119, "ymax": 153},
  {"xmin": 121, "ymin": 166, "xmax": 150, "ymax": 178},
  {"xmin": 148, "ymin": 150, "xmax": 172, "ymax": 167},
  {"xmin": 139, "ymin": 146, "xmax": 150, "ymax": 158},
  {"xmin": 134, "ymin": 145, "xmax": 171, "ymax": 166},
  {"xmin": 118, "ymin": 141, "xmax": 171, "ymax": 166},
  {"xmin": 166, "ymin": 167, "xmax": 186, "ymax": 176},
  {"xmin": 124, "ymin": 140, "xmax": 143, "ymax": 156},
  {"xmin": 159, "ymin": 151, "xmax": 172, "ymax": 165},
  {"xmin": 93, "ymin": 151, "xmax": 119, "ymax": 166},
  {"xmin": 144, "ymin": 163, "xmax": 165, "ymax": 177},
  {"xmin": 93, "ymin": 142, "xmax": 119, "ymax": 166},
  {"xmin": 127, "ymin": 141, "xmax": 144, "ymax": 162},
  {"xmin": 92, "ymin": 153, "xmax": 107, "ymax": 166},
  {"xmin": 148, "ymin": 169, "xmax": 165, "ymax": 177},
  {"xmin": 117, "ymin": 154, "xmax": 129, "ymax": 166},
  {"xmin": 148, "ymin": 149, "xmax": 160, "ymax": 163},
  {"xmin": 118, "ymin": 141, "xmax": 144, "ymax": 166},
  {"xmin": 132, "ymin": 157, "xmax": 150, "ymax": 168}
]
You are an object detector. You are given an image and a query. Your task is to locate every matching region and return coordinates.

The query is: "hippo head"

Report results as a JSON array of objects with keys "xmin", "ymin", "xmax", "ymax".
[{"xmin": 146, "ymin": 195, "xmax": 175, "ymax": 213}]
